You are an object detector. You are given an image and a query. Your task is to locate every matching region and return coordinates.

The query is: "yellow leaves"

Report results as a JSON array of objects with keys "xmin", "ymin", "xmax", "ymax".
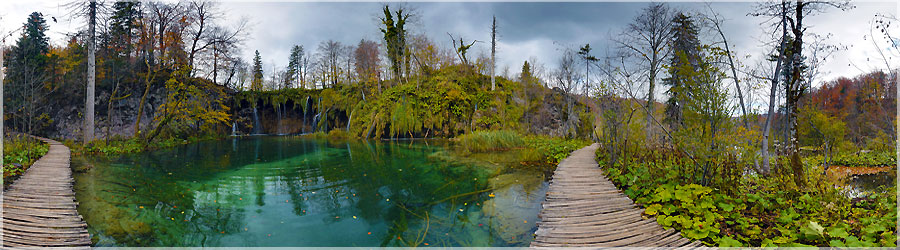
[
  {"xmin": 488, "ymin": 193, "xmax": 495, "ymax": 198},
  {"xmin": 154, "ymin": 74, "xmax": 231, "ymax": 133}
]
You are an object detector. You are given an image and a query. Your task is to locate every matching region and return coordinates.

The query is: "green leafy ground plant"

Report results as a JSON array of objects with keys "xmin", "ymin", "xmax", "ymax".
[
  {"xmin": 3, "ymin": 135, "xmax": 49, "ymax": 186},
  {"xmin": 599, "ymin": 148, "xmax": 897, "ymax": 247}
]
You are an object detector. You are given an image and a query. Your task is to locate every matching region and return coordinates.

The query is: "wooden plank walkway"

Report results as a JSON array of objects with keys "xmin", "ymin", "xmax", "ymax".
[
  {"xmin": 1, "ymin": 136, "xmax": 91, "ymax": 247},
  {"xmin": 531, "ymin": 143, "xmax": 705, "ymax": 248}
]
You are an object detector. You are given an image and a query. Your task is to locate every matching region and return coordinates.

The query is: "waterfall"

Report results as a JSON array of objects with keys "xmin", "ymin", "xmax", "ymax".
[
  {"xmin": 303, "ymin": 96, "xmax": 310, "ymax": 133},
  {"xmin": 317, "ymin": 96, "xmax": 324, "ymax": 132},
  {"xmin": 312, "ymin": 113, "xmax": 320, "ymax": 133},
  {"xmin": 472, "ymin": 103, "xmax": 478, "ymax": 132},
  {"xmin": 346, "ymin": 110, "xmax": 352, "ymax": 132},
  {"xmin": 252, "ymin": 106, "xmax": 262, "ymax": 135},
  {"xmin": 276, "ymin": 103, "xmax": 284, "ymax": 135},
  {"xmin": 231, "ymin": 121, "xmax": 237, "ymax": 136}
]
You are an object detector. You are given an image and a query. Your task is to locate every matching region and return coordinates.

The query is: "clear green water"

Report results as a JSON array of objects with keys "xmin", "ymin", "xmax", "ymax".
[{"xmin": 73, "ymin": 136, "xmax": 550, "ymax": 247}]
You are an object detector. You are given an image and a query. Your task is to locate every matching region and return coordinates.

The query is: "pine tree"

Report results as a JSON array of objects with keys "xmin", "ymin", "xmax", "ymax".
[
  {"xmin": 108, "ymin": 1, "xmax": 140, "ymax": 57},
  {"xmin": 251, "ymin": 50, "xmax": 263, "ymax": 91},
  {"xmin": 663, "ymin": 13, "xmax": 700, "ymax": 128},
  {"xmin": 287, "ymin": 45, "xmax": 304, "ymax": 89},
  {"xmin": 521, "ymin": 60, "xmax": 532, "ymax": 84},
  {"xmin": 7, "ymin": 12, "xmax": 51, "ymax": 135},
  {"xmin": 577, "ymin": 44, "xmax": 598, "ymax": 95}
]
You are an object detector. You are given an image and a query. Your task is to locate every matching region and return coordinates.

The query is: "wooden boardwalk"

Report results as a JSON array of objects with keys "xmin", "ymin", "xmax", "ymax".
[
  {"xmin": 531, "ymin": 143, "xmax": 705, "ymax": 248},
  {"xmin": 1, "ymin": 136, "xmax": 91, "ymax": 247}
]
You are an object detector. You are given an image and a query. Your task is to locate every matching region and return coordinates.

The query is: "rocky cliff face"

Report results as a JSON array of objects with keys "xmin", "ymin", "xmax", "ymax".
[
  {"xmin": 232, "ymin": 96, "xmax": 340, "ymax": 136},
  {"xmin": 48, "ymin": 86, "xmax": 167, "ymax": 140},
  {"xmin": 234, "ymin": 101, "xmax": 310, "ymax": 135},
  {"xmin": 522, "ymin": 87, "xmax": 589, "ymax": 138},
  {"xmin": 46, "ymin": 84, "xmax": 590, "ymax": 140}
]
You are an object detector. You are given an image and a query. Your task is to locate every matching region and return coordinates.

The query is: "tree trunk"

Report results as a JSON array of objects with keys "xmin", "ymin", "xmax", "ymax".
[
  {"xmin": 107, "ymin": 78, "xmax": 121, "ymax": 145},
  {"xmin": 787, "ymin": 0, "xmax": 806, "ymax": 189},
  {"xmin": 716, "ymin": 23, "xmax": 749, "ymax": 128},
  {"xmin": 1, "ymin": 43, "xmax": 4, "ymax": 159},
  {"xmin": 490, "ymin": 16, "xmax": 497, "ymax": 91},
  {"xmin": 85, "ymin": 0, "xmax": 97, "ymax": 144},
  {"xmin": 647, "ymin": 53, "xmax": 658, "ymax": 139},
  {"xmin": 134, "ymin": 59, "xmax": 154, "ymax": 138},
  {"xmin": 212, "ymin": 44, "xmax": 218, "ymax": 85},
  {"xmin": 760, "ymin": 1, "xmax": 790, "ymax": 175}
]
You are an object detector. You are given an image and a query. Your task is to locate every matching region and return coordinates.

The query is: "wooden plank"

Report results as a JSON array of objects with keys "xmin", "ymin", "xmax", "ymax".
[
  {"xmin": 2, "ymin": 235, "xmax": 90, "ymax": 247},
  {"xmin": 3, "ymin": 213, "xmax": 87, "ymax": 224},
  {"xmin": 3, "ymin": 218, "xmax": 87, "ymax": 229},
  {"xmin": 2, "ymin": 228, "xmax": 90, "ymax": 239},
  {"xmin": 531, "ymin": 143, "xmax": 698, "ymax": 248},
  {"xmin": 3, "ymin": 206, "xmax": 82, "ymax": 216},
  {"xmin": 1, "ymin": 135, "xmax": 91, "ymax": 247},
  {"xmin": 1, "ymin": 222, "xmax": 87, "ymax": 235}
]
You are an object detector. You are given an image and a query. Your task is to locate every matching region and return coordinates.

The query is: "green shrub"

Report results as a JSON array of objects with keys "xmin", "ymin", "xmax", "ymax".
[
  {"xmin": 831, "ymin": 151, "xmax": 895, "ymax": 167},
  {"xmin": 327, "ymin": 129, "xmax": 350, "ymax": 139},
  {"xmin": 66, "ymin": 134, "xmax": 222, "ymax": 156},
  {"xmin": 3, "ymin": 135, "xmax": 49, "ymax": 182}
]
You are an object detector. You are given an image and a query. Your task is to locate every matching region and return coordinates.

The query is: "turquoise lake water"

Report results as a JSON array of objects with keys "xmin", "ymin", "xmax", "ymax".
[{"xmin": 73, "ymin": 136, "xmax": 550, "ymax": 247}]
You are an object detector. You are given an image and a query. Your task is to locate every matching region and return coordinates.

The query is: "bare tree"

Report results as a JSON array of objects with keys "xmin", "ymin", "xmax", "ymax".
[
  {"xmin": 355, "ymin": 39, "xmax": 381, "ymax": 83},
  {"xmin": 555, "ymin": 49, "xmax": 582, "ymax": 138},
  {"xmin": 449, "ymin": 33, "xmax": 478, "ymax": 66},
  {"xmin": 148, "ymin": 1, "xmax": 183, "ymax": 67},
  {"xmin": 85, "ymin": 0, "xmax": 97, "ymax": 144},
  {"xmin": 752, "ymin": 0, "xmax": 852, "ymax": 180},
  {"xmin": 615, "ymin": 2, "xmax": 674, "ymax": 128},
  {"xmin": 344, "ymin": 43, "xmax": 356, "ymax": 84},
  {"xmin": 703, "ymin": 5, "xmax": 749, "ymax": 129},
  {"xmin": 528, "ymin": 56, "xmax": 548, "ymax": 87},
  {"xmin": 597, "ymin": 49, "xmax": 702, "ymax": 170},
  {"xmin": 134, "ymin": 7, "xmax": 158, "ymax": 138},
  {"xmin": 186, "ymin": 0, "xmax": 214, "ymax": 74},
  {"xmin": 756, "ymin": 0, "xmax": 790, "ymax": 175},
  {"xmin": 317, "ymin": 40, "xmax": 344, "ymax": 88},
  {"xmin": 490, "ymin": 15, "xmax": 497, "ymax": 91},
  {"xmin": 783, "ymin": 0, "xmax": 852, "ymax": 187}
]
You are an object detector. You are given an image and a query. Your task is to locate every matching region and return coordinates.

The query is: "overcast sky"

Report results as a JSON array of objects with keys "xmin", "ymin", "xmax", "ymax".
[{"xmin": 1, "ymin": 1, "xmax": 898, "ymax": 110}]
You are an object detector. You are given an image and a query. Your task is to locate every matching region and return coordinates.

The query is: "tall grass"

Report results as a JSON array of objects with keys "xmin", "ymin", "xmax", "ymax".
[{"xmin": 455, "ymin": 130, "xmax": 525, "ymax": 153}]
